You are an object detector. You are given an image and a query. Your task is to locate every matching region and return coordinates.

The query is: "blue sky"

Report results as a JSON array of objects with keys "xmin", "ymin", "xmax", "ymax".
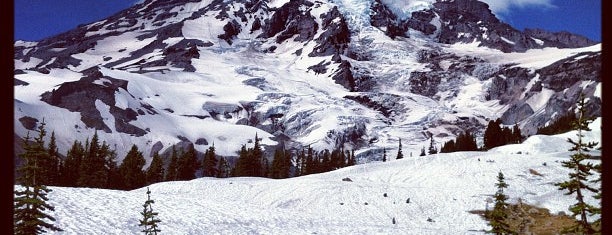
[{"xmin": 14, "ymin": 0, "xmax": 601, "ymax": 42}]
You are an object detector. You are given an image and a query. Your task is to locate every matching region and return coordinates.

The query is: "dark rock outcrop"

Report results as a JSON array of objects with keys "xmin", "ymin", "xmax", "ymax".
[
  {"xmin": 370, "ymin": 0, "xmax": 410, "ymax": 39},
  {"xmin": 40, "ymin": 67, "xmax": 148, "ymax": 136},
  {"xmin": 260, "ymin": 0, "xmax": 318, "ymax": 43},
  {"xmin": 309, "ymin": 6, "xmax": 350, "ymax": 59}
]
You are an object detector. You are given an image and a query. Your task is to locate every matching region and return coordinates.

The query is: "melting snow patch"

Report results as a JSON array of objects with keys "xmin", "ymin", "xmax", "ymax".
[
  {"xmin": 594, "ymin": 83, "xmax": 601, "ymax": 98},
  {"xmin": 526, "ymin": 88, "xmax": 554, "ymax": 112},
  {"xmin": 500, "ymin": 36, "xmax": 515, "ymax": 45},
  {"xmin": 531, "ymin": 37, "xmax": 544, "ymax": 46}
]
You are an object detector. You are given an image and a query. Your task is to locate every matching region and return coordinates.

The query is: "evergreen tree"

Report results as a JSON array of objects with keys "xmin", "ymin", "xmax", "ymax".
[
  {"xmin": 419, "ymin": 146, "xmax": 426, "ymax": 156},
  {"xmin": 146, "ymin": 151, "xmax": 165, "ymax": 185},
  {"xmin": 60, "ymin": 140, "xmax": 84, "ymax": 187},
  {"xmin": 78, "ymin": 131, "xmax": 109, "ymax": 188},
  {"xmin": 511, "ymin": 124, "xmax": 522, "ymax": 144},
  {"xmin": 103, "ymin": 144, "xmax": 120, "ymax": 189},
  {"xmin": 484, "ymin": 120, "xmax": 503, "ymax": 149},
  {"xmin": 304, "ymin": 147, "xmax": 314, "ymax": 175},
  {"xmin": 165, "ymin": 146, "xmax": 179, "ymax": 181},
  {"xmin": 271, "ymin": 148, "xmax": 284, "ymax": 179},
  {"xmin": 282, "ymin": 150, "xmax": 292, "ymax": 178},
  {"xmin": 382, "ymin": 148, "xmax": 387, "ymax": 162},
  {"xmin": 501, "ymin": 126, "xmax": 512, "ymax": 146},
  {"xmin": 555, "ymin": 94, "xmax": 599, "ymax": 234},
  {"xmin": 396, "ymin": 139, "xmax": 404, "ymax": 160},
  {"xmin": 45, "ymin": 131, "xmax": 61, "ymax": 186},
  {"xmin": 139, "ymin": 187, "xmax": 161, "ymax": 235},
  {"xmin": 216, "ymin": 157, "xmax": 230, "ymax": 178},
  {"xmin": 456, "ymin": 131, "xmax": 478, "ymax": 151},
  {"xmin": 251, "ymin": 133, "xmax": 264, "ymax": 177},
  {"xmin": 202, "ymin": 144, "xmax": 218, "ymax": 177},
  {"xmin": 235, "ymin": 145, "xmax": 251, "ymax": 177},
  {"xmin": 428, "ymin": 136, "xmax": 438, "ymax": 155},
  {"xmin": 176, "ymin": 145, "xmax": 199, "ymax": 181},
  {"xmin": 537, "ymin": 112, "xmax": 578, "ymax": 135},
  {"xmin": 119, "ymin": 145, "xmax": 146, "ymax": 190},
  {"xmin": 295, "ymin": 149, "xmax": 305, "ymax": 176},
  {"xmin": 440, "ymin": 140, "xmax": 455, "ymax": 153},
  {"xmin": 488, "ymin": 171, "xmax": 512, "ymax": 235},
  {"xmin": 14, "ymin": 122, "xmax": 63, "ymax": 234}
]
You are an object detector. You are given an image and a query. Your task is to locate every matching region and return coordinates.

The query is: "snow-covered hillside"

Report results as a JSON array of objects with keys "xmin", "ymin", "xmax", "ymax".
[
  {"xmin": 33, "ymin": 118, "xmax": 601, "ymax": 234},
  {"xmin": 14, "ymin": 0, "xmax": 601, "ymax": 164}
]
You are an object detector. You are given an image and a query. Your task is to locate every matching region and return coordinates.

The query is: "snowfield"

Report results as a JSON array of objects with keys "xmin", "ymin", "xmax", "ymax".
[{"xmin": 32, "ymin": 118, "xmax": 601, "ymax": 234}]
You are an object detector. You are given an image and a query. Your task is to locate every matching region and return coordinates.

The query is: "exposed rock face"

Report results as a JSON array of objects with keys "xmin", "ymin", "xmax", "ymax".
[
  {"xmin": 219, "ymin": 20, "xmax": 242, "ymax": 45},
  {"xmin": 309, "ymin": 6, "xmax": 350, "ymax": 59},
  {"xmin": 260, "ymin": 0, "xmax": 318, "ymax": 43},
  {"xmin": 13, "ymin": 0, "xmax": 601, "ymax": 161},
  {"xmin": 406, "ymin": 9, "xmax": 437, "ymax": 35},
  {"xmin": 18, "ymin": 116, "xmax": 38, "ymax": 131},
  {"xmin": 538, "ymin": 52, "xmax": 601, "ymax": 92},
  {"xmin": 486, "ymin": 67, "xmax": 533, "ymax": 104},
  {"xmin": 432, "ymin": 0, "xmax": 541, "ymax": 52},
  {"xmin": 370, "ymin": 0, "xmax": 410, "ymax": 39},
  {"xmin": 40, "ymin": 67, "xmax": 148, "ymax": 136},
  {"xmin": 401, "ymin": 0, "xmax": 598, "ymax": 52},
  {"xmin": 524, "ymin": 28, "xmax": 598, "ymax": 49}
]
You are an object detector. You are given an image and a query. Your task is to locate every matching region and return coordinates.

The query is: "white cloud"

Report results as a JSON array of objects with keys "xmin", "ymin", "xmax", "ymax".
[
  {"xmin": 480, "ymin": 0, "xmax": 556, "ymax": 15},
  {"xmin": 133, "ymin": 0, "xmax": 145, "ymax": 5}
]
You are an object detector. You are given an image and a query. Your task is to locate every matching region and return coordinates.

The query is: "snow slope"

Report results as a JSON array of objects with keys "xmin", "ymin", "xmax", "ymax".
[{"xmin": 31, "ymin": 118, "xmax": 601, "ymax": 234}]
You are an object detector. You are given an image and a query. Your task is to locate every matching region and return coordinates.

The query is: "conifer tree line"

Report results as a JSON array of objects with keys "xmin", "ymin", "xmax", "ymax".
[
  {"xmin": 18, "ymin": 128, "xmax": 357, "ymax": 191},
  {"xmin": 438, "ymin": 121, "xmax": 523, "ymax": 154},
  {"xmin": 440, "ymin": 131, "xmax": 478, "ymax": 153},
  {"xmin": 482, "ymin": 120, "xmax": 523, "ymax": 150}
]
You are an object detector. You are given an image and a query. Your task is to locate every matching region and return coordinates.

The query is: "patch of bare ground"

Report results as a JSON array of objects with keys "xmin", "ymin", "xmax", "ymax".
[{"xmin": 469, "ymin": 199, "xmax": 600, "ymax": 234}]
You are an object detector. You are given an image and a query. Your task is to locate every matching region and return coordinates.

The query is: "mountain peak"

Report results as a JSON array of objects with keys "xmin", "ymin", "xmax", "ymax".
[{"xmin": 14, "ymin": 0, "xmax": 601, "ymax": 162}]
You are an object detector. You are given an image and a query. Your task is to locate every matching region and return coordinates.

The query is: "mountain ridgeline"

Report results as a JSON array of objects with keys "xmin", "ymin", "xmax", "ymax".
[{"xmin": 14, "ymin": 0, "xmax": 600, "ymax": 166}]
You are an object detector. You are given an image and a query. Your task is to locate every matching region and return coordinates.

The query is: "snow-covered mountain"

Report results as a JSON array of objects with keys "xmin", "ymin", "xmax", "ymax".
[
  {"xmin": 32, "ymin": 118, "xmax": 602, "ymax": 234},
  {"xmin": 14, "ymin": 0, "xmax": 601, "ymax": 163}
]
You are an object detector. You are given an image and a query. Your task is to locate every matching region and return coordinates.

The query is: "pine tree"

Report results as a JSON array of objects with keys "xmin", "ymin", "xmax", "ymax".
[
  {"xmin": 382, "ymin": 148, "xmax": 387, "ymax": 162},
  {"xmin": 45, "ymin": 131, "xmax": 61, "ymax": 186},
  {"xmin": 234, "ymin": 145, "xmax": 250, "ymax": 177},
  {"xmin": 103, "ymin": 143, "xmax": 121, "ymax": 189},
  {"xmin": 119, "ymin": 145, "xmax": 146, "ymax": 190},
  {"xmin": 202, "ymin": 144, "xmax": 218, "ymax": 177},
  {"xmin": 14, "ymin": 122, "xmax": 63, "ymax": 234},
  {"xmin": 348, "ymin": 150, "xmax": 356, "ymax": 166},
  {"xmin": 440, "ymin": 140, "xmax": 455, "ymax": 153},
  {"xmin": 139, "ymin": 187, "xmax": 161, "ymax": 235},
  {"xmin": 216, "ymin": 157, "xmax": 230, "ymax": 178},
  {"xmin": 146, "ymin": 151, "xmax": 165, "ymax": 185},
  {"xmin": 271, "ymin": 148, "xmax": 283, "ymax": 179},
  {"xmin": 419, "ymin": 146, "xmax": 426, "ymax": 156},
  {"xmin": 511, "ymin": 124, "xmax": 522, "ymax": 144},
  {"xmin": 488, "ymin": 171, "xmax": 512, "ymax": 235},
  {"xmin": 484, "ymin": 120, "xmax": 503, "ymax": 149},
  {"xmin": 456, "ymin": 131, "xmax": 478, "ymax": 151},
  {"xmin": 282, "ymin": 149, "xmax": 292, "ymax": 178},
  {"xmin": 176, "ymin": 144, "xmax": 199, "ymax": 181},
  {"xmin": 555, "ymin": 94, "xmax": 599, "ymax": 234},
  {"xmin": 251, "ymin": 133, "xmax": 264, "ymax": 177},
  {"xmin": 165, "ymin": 146, "xmax": 178, "ymax": 181},
  {"xmin": 78, "ymin": 131, "xmax": 109, "ymax": 188},
  {"xmin": 428, "ymin": 136, "xmax": 438, "ymax": 155},
  {"xmin": 60, "ymin": 140, "xmax": 84, "ymax": 187},
  {"xmin": 396, "ymin": 139, "xmax": 403, "ymax": 160}
]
